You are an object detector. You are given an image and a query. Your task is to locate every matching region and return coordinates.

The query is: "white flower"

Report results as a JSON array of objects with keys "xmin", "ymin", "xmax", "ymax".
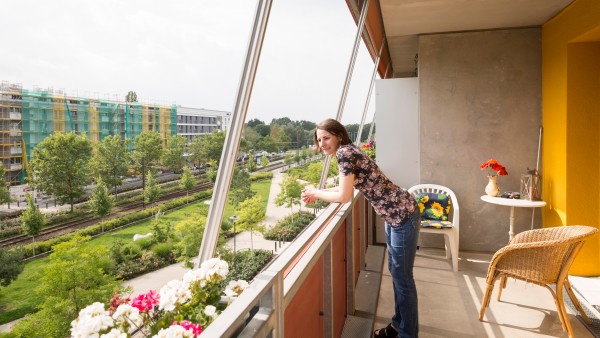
[
  {"xmin": 226, "ymin": 280, "xmax": 249, "ymax": 295},
  {"xmin": 71, "ymin": 302, "xmax": 114, "ymax": 338},
  {"xmin": 183, "ymin": 268, "xmax": 207, "ymax": 288},
  {"xmin": 223, "ymin": 288, "xmax": 237, "ymax": 300},
  {"xmin": 112, "ymin": 304, "xmax": 143, "ymax": 328},
  {"xmin": 100, "ymin": 328, "xmax": 127, "ymax": 338},
  {"xmin": 200, "ymin": 258, "xmax": 229, "ymax": 282},
  {"xmin": 204, "ymin": 305, "xmax": 218, "ymax": 320},
  {"xmin": 152, "ymin": 325, "xmax": 195, "ymax": 338},
  {"xmin": 158, "ymin": 279, "xmax": 192, "ymax": 311}
]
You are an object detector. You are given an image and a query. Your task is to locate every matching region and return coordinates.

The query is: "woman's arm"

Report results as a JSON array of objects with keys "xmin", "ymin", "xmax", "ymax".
[{"xmin": 301, "ymin": 174, "xmax": 354, "ymax": 204}]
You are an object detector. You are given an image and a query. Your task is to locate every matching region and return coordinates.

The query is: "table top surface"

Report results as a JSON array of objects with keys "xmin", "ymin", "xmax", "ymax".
[{"xmin": 480, "ymin": 195, "xmax": 546, "ymax": 207}]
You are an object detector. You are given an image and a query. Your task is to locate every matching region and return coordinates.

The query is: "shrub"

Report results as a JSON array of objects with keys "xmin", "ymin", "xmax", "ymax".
[
  {"xmin": 152, "ymin": 242, "xmax": 175, "ymax": 260},
  {"xmin": 112, "ymin": 251, "xmax": 174, "ymax": 280},
  {"xmin": 120, "ymin": 242, "xmax": 143, "ymax": 261},
  {"xmin": 222, "ymin": 249, "xmax": 273, "ymax": 286},
  {"xmin": 250, "ymin": 172, "xmax": 273, "ymax": 181},
  {"xmin": 264, "ymin": 211, "xmax": 315, "ymax": 241}
]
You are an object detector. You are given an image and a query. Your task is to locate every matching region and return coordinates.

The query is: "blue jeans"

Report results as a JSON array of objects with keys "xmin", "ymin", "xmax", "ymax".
[{"xmin": 385, "ymin": 210, "xmax": 420, "ymax": 338}]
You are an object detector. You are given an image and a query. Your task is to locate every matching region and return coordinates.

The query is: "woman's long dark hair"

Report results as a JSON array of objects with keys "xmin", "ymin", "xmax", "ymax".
[{"xmin": 313, "ymin": 118, "xmax": 352, "ymax": 152}]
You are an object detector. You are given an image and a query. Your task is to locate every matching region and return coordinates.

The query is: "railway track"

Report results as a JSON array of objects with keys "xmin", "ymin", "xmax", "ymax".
[{"xmin": 0, "ymin": 182, "xmax": 213, "ymax": 248}]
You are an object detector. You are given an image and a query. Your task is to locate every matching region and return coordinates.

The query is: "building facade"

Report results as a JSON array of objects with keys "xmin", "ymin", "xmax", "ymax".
[
  {"xmin": 176, "ymin": 106, "xmax": 230, "ymax": 142},
  {"xmin": 0, "ymin": 81, "xmax": 230, "ymax": 185}
]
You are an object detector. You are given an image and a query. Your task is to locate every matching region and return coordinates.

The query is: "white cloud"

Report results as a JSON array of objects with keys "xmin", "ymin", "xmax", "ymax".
[{"xmin": 1, "ymin": 0, "xmax": 375, "ymax": 124}]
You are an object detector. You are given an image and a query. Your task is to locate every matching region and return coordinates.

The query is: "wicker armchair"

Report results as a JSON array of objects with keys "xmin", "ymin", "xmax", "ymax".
[{"xmin": 479, "ymin": 225, "xmax": 598, "ymax": 338}]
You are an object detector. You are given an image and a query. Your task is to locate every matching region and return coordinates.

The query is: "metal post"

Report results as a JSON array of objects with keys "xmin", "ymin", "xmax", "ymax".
[
  {"xmin": 230, "ymin": 215, "xmax": 237, "ymax": 269},
  {"xmin": 319, "ymin": 0, "xmax": 370, "ymax": 189},
  {"xmin": 355, "ymin": 37, "xmax": 386, "ymax": 145},
  {"xmin": 197, "ymin": 0, "xmax": 273, "ymax": 266}
]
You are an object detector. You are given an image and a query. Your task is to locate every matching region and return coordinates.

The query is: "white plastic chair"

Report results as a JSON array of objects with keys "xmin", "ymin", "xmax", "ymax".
[{"xmin": 408, "ymin": 184, "xmax": 460, "ymax": 271}]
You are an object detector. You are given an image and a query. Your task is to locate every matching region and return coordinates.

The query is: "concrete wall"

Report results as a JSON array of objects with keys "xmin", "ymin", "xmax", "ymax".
[{"xmin": 418, "ymin": 28, "xmax": 542, "ymax": 252}]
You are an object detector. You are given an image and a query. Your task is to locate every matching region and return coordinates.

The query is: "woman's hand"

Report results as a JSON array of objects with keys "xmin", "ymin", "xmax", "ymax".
[{"xmin": 301, "ymin": 186, "xmax": 318, "ymax": 204}]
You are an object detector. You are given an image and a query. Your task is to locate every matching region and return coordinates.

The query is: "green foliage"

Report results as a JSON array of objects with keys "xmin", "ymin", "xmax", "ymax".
[
  {"xmin": 162, "ymin": 135, "xmax": 187, "ymax": 173},
  {"xmin": 229, "ymin": 167, "xmax": 255, "ymax": 209},
  {"xmin": 236, "ymin": 195, "xmax": 266, "ymax": 250},
  {"xmin": 125, "ymin": 90, "xmax": 138, "ymax": 102},
  {"xmin": 151, "ymin": 211, "xmax": 172, "ymax": 243},
  {"xmin": 152, "ymin": 242, "xmax": 175, "ymax": 260},
  {"xmin": 264, "ymin": 211, "xmax": 315, "ymax": 241},
  {"xmin": 274, "ymin": 174, "xmax": 304, "ymax": 218},
  {"xmin": 88, "ymin": 179, "xmax": 114, "ymax": 225},
  {"xmin": 222, "ymin": 249, "xmax": 273, "ymax": 285},
  {"xmin": 261, "ymin": 153, "xmax": 269, "ymax": 167},
  {"xmin": 29, "ymin": 131, "xmax": 93, "ymax": 212},
  {"xmin": 144, "ymin": 170, "xmax": 161, "ymax": 206},
  {"xmin": 0, "ymin": 163, "xmax": 12, "ymax": 204},
  {"xmin": 173, "ymin": 214, "xmax": 206, "ymax": 259},
  {"xmin": 11, "ymin": 236, "xmax": 120, "ymax": 338},
  {"xmin": 20, "ymin": 194, "xmax": 45, "ymax": 256},
  {"xmin": 0, "ymin": 247, "xmax": 25, "ymax": 288},
  {"xmin": 179, "ymin": 166, "xmax": 196, "ymax": 203},
  {"xmin": 246, "ymin": 150, "xmax": 257, "ymax": 172},
  {"xmin": 250, "ymin": 172, "xmax": 273, "ymax": 181},
  {"xmin": 19, "ymin": 190, "xmax": 213, "ymax": 259},
  {"xmin": 206, "ymin": 160, "xmax": 218, "ymax": 183},
  {"xmin": 189, "ymin": 130, "xmax": 226, "ymax": 165},
  {"xmin": 89, "ymin": 135, "xmax": 131, "ymax": 195},
  {"xmin": 132, "ymin": 130, "xmax": 164, "ymax": 173}
]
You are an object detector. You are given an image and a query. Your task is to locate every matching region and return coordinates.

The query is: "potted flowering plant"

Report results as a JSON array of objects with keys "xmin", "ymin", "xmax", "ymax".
[
  {"xmin": 361, "ymin": 140, "xmax": 376, "ymax": 160},
  {"xmin": 70, "ymin": 258, "xmax": 248, "ymax": 337},
  {"xmin": 480, "ymin": 159, "xmax": 508, "ymax": 196}
]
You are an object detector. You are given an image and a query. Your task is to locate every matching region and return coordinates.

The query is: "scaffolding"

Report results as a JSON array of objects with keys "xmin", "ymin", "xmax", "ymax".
[{"xmin": 0, "ymin": 82, "xmax": 177, "ymax": 185}]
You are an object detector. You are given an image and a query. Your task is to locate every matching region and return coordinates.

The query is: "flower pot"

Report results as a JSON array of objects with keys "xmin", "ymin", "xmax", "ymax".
[{"xmin": 485, "ymin": 176, "xmax": 500, "ymax": 197}]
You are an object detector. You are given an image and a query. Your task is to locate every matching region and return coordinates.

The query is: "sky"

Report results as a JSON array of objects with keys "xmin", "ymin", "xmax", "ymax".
[{"xmin": 1, "ymin": 0, "xmax": 377, "ymax": 125}]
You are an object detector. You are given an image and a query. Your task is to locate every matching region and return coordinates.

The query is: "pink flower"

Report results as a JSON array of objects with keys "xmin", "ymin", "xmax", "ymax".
[
  {"xmin": 131, "ymin": 290, "xmax": 160, "ymax": 312},
  {"xmin": 176, "ymin": 320, "xmax": 203, "ymax": 335}
]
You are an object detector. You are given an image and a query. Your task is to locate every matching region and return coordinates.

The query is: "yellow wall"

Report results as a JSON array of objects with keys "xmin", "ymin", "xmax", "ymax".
[{"xmin": 543, "ymin": 0, "xmax": 600, "ymax": 275}]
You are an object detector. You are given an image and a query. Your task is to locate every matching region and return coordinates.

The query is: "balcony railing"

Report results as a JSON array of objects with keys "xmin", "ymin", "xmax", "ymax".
[{"xmin": 202, "ymin": 191, "xmax": 370, "ymax": 337}]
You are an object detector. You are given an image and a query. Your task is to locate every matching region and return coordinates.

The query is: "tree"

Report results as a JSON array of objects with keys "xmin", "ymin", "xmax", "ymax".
[
  {"xmin": 236, "ymin": 195, "xmax": 266, "ymax": 251},
  {"xmin": 0, "ymin": 246, "xmax": 25, "ymax": 288},
  {"xmin": 21, "ymin": 194, "xmax": 45, "ymax": 255},
  {"xmin": 132, "ymin": 130, "xmax": 164, "ymax": 174},
  {"xmin": 29, "ymin": 131, "xmax": 92, "ymax": 212},
  {"xmin": 261, "ymin": 153, "xmax": 269, "ymax": 167},
  {"xmin": 88, "ymin": 179, "xmax": 114, "ymax": 232},
  {"xmin": 162, "ymin": 134, "xmax": 187, "ymax": 173},
  {"xmin": 179, "ymin": 166, "xmax": 196, "ymax": 203},
  {"xmin": 125, "ymin": 90, "xmax": 138, "ymax": 102},
  {"xmin": 206, "ymin": 160, "xmax": 218, "ymax": 183},
  {"xmin": 246, "ymin": 150, "xmax": 257, "ymax": 172},
  {"xmin": 144, "ymin": 170, "xmax": 161, "ymax": 207},
  {"xmin": 284, "ymin": 152, "xmax": 292, "ymax": 165},
  {"xmin": 11, "ymin": 236, "xmax": 120, "ymax": 338},
  {"xmin": 89, "ymin": 135, "xmax": 130, "ymax": 197},
  {"xmin": 0, "ymin": 163, "xmax": 12, "ymax": 205},
  {"xmin": 189, "ymin": 130, "xmax": 226, "ymax": 165},
  {"xmin": 275, "ymin": 174, "xmax": 303, "ymax": 221},
  {"xmin": 228, "ymin": 167, "xmax": 254, "ymax": 209}
]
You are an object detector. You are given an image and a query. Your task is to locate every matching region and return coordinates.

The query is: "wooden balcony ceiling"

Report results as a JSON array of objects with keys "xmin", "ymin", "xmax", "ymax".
[{"xmin": 348, "ymin": 0, "xmax": 573, "ymax": 76}]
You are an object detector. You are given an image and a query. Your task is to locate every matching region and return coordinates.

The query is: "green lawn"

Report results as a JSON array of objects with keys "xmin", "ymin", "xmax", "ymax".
[{"xmin": 0, "ymin": 179, "xmax": 271, "ymax": 325}]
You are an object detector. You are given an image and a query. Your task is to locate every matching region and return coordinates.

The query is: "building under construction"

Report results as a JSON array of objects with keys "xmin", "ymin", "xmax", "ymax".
[{"xmin": 0, "ymin": 81, "xmax": 178, "ymax": 185}]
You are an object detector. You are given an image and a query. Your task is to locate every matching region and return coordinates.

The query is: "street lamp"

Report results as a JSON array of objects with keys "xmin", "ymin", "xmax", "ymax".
[{"xmin": 230, "ymin": 215, "xmax": 237, "ymax": 269}]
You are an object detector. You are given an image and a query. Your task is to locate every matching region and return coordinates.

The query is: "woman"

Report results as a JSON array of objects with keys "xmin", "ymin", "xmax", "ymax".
[{"xmin": 301, "ymin": 118, "xmax": 420, "ymax": 338}]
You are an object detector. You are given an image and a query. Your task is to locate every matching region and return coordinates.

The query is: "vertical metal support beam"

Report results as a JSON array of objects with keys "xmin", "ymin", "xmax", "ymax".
[
  {"xmin": 197, "ymin": 0, "xmax": 273, "ymax": 265},
  {"xmin": 318, "ymin": 0, "xmax": 370, "ymax": 189},
  {"xmin": 367, "ymin": 116, "xmax": 375, "ymax": 142},
  {"xmin": 345, "ymin": 214, "xmax": 356, "ymax": 314},
  {"xmin": 355, "ymin": 38, "xmax": 385, "ymax": 145},
  {"xmin": 323, "ymin": 243, "xmax": 333, "ymax": 338}
]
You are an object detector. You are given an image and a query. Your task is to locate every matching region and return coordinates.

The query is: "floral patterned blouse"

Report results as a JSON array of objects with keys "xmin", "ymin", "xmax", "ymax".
[{"xmin": 336, "ymin": 144, "xmax": 417, "ymax": 227}]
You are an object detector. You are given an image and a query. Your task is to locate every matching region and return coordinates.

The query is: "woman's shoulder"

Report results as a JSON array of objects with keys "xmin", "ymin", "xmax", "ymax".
[{"xmin": 336, "ymin": 144, "xmax": 359, "ymax": 157}]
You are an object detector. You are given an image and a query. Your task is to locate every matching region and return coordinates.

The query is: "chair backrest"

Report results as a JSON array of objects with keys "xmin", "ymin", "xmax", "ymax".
[{"xmin": 408, "ymin": 184, "xmax": 459, "ymax": 228}]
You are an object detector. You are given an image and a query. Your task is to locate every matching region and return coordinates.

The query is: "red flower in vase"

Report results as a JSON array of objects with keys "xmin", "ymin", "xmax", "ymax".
[{"xmin": 480, "ymin": 159, "xmax": 508, "ymax": 176}]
